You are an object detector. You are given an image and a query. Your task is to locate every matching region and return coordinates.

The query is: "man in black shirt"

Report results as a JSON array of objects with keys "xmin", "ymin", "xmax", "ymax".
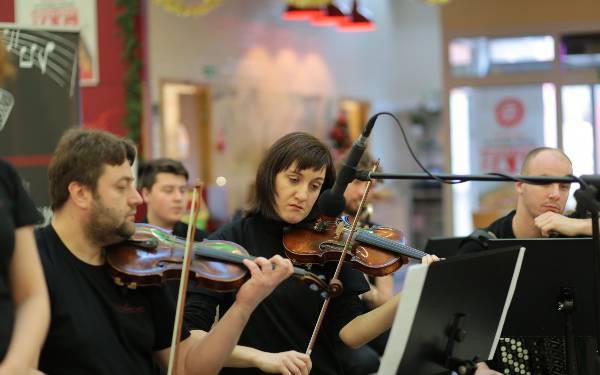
[
  {"xmin": 36, "ymin": 129, "xmax": 293, "ymax": 375},
  {"xmin": 461, "ymin": 147, "xmax": 591, "ymax": 253},
  {"xmin": 461, "ymin": 147, "xmax": 591, "ymax": 374},
  {"xmin": 138, "ymin": 158, "xmax": 208, "ymax": 240}
]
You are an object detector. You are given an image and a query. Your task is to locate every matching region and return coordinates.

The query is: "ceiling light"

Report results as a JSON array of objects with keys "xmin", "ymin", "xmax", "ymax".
[
  {"xmin": 282, "ymin": 4, "xmax": 322, "ymax": 21},
  {"xmin": 310, "ymin": 3, "xmax": 347, "ymax": 26},
  {"xmin": 338, "ymin": 0, "xmax": 375, "ymax": 32}
]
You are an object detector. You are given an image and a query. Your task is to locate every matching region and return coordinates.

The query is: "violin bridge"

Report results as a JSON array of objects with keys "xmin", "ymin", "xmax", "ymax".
[
  {"xmin": 313, "ymin": 217, "xmax": 323, "ymax": 231},
  {"xmin": 335, "ymin": 222, "xmax": 344, "ymax": 240}
]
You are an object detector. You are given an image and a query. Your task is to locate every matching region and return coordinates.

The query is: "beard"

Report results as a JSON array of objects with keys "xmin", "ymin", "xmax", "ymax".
[{"xmin": 85, "ymin": 194, "xmax": 135, "ymax": 247}]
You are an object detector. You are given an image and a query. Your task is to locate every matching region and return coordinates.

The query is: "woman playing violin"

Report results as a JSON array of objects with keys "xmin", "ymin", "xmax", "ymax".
[
  {"xmin": 184, "ymin": 132, "xmax": 435, "ymax": 375},
  {"xmin": 34, "ymin": 128, "xmax": 293, "ymax": 375}
]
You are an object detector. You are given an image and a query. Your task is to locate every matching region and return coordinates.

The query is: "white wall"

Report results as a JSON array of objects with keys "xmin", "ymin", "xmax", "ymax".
[
  {"xmin": 148, "ymin": 0, "xmax": 441, "ymax": 104},
  {"xmin": 147, "ymin": 0, "xmax": 443, "ymax": 235}
]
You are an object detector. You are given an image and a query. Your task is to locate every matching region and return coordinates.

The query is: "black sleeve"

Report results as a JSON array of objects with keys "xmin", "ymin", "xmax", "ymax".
[
  {"xmin": 185, "ymin": 288, "xmax": 231, "ymax": 331},
  {"xmin": 194, "ymin": 229, "xmax": 209, "ymax": 241},
  {"xmin": 172, "ymin": 221, "xmax": 209, "ymax": 242},
  {"xmin": 323, "ymin": 264, "xmax": 369, "ymax": 334},
  {"xmin": 146, "ymin": 286, "xmax": 191, "ymax": 351},
  {"xmin": 184, "ymin": 222, "xmax": 237, "ymax": 331},
  {"xmin": 1, "ymin": 160, "xmax": 41, "ymax": 227},
  {"xmin": 568, "ymin": 209, "xmax": 589, "ymax": 219},
  {"xmin": 34, "ymin": 227, "xmax": 58, "ymax": 304},
  {"xmin": 324, "ymin": 292, "xmax": 367, "ymax": 335}
]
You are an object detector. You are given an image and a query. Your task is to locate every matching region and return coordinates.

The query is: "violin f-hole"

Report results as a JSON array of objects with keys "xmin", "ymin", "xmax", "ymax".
[{"xmin": 123, "ymin": 238, "xmax": 160, "ymax": 251}]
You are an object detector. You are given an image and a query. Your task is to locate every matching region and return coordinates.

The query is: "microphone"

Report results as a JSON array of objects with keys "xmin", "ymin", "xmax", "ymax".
[{"xmin": 318, "ymin": 113, "xmax": 379, "ymax": 217}]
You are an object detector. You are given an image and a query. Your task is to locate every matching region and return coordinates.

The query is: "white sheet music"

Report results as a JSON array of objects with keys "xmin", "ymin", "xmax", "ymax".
[
  {"xmin": 378, "ymin": 263, "xmax": 429, "ymax": 375},
  {"xmin": 377, "ymin": 247, "xmax": 525, "ymax": 374}
]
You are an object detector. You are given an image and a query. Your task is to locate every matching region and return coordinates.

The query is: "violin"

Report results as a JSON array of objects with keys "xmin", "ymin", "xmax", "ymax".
[
  {"xmin": 105, "ymin": 223, "xmax": 338, "ymax": 296},
  {"xmin": 283, "ymin": 215, "xmax": 429, "ymax": 277}
]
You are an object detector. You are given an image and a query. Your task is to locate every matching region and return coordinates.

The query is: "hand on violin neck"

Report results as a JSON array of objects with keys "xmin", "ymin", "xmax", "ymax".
[
  {"xmin": 235, "ymin": 255, "xmax": 293, "ymax": 310},
  {"xmin": 421, "ymin": 254, "xmax": 440, "ymax": 265}
]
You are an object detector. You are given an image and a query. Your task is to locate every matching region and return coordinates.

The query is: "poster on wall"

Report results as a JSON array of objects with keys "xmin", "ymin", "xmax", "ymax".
[
  {"xmin": 15, "ymin": 0, "xmax": 98, "ymax": 86},
  {"xmin": 0, "ymin": 25, "xmax": 80, "ymax": 208},
  {"xmin": 469, "ymin": 85, "xmax": 545, "ymax": 174}
]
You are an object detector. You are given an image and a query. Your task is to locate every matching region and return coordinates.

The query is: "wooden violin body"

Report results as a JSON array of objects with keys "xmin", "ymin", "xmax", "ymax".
[
  {"xmin": 106, "ymin": 223, "xmax": 336, "ymax": 295},
  {"xmin": 106, "ymin": 224, "xmax": 250, "ymax": 291},
  {"xmin": 283, "ymin": 215, "xmax": 427, "ymax": 276}
]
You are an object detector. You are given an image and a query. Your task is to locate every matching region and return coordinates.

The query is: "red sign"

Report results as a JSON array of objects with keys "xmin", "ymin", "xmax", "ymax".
[
  {"xmin": 480, "ymin": 146, "xmax": 533, "ymax": 173},
  {"xmin": 495, "ymin": 98, "xmax": 524, "ymax": 127}
]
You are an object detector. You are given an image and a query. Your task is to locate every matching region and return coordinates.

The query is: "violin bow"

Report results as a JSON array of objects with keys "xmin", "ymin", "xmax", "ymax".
[
  {"xmin": 305, "ymin": 160, "xmax": 380, "ymax": 355},
  {"xmin": 167, "ymin": 180, "xmax": 203, "ymax": 375}
]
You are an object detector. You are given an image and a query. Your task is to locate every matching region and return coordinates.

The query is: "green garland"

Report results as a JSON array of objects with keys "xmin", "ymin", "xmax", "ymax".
[{"xmin": 116, "ymin": 0, "xmax": 142, "ymax": 145}]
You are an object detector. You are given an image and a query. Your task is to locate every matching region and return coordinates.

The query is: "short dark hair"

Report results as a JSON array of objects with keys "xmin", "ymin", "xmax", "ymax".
[
  {"xmin": 521, "ymin": 147, "xmax": 572, "ymax": 174},
  {"xmin": 138, "ymin": 158, "xmax": 189, "ymax": 190},
  {"xmin": 48, "ymin": 128, "xmax": 136, "ymax": 210},
  {"xmin": 249, "ymin": 132, "xmax": 335, "ymax": 221}
]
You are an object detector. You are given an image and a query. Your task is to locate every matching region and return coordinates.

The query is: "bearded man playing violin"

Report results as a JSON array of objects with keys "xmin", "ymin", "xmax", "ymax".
[{"xmin": 34, "ymin": 129, "xmax": 293, "ymax": 375}]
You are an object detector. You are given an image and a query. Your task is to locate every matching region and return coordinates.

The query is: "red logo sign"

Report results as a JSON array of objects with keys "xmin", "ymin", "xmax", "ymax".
[{"xmin": 495, "ymin": 98, "xmax": 524, "ymax": 128}]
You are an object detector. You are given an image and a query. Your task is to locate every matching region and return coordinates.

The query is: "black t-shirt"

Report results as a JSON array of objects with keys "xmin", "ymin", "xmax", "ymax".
[
  {"xmin": 36, "ymin": 224, "xmax": 190, "ymax": 375},
  {"xmin": 173, "ymin": 220, "xmax": 209, "ymax": 241},
  {"xmin": 459, "ymin": 211, "xmax": 516, "ymax": 255},
  {"xmin": 185, "ymin": 213, "xmax": 370, "ymax": 375},
  {"xmin": 486, "ymin": 210, "xmax": 516, "ymax": 239},
  {"xmin": 0, "ymin": 159, "xmax": 41, "ymax": 359},
  {"xmin": 459, "ymin": 209, "xmax": 586, "ymax": 254}
]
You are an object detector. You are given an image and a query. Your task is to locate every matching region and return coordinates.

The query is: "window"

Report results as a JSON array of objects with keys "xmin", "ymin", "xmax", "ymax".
[
  {"xmin": 449, "ymin": 35, "xmax": 555, "ymax": 77},
  {"xmin": 561, "ymin": 32, "xmax": 600, "ymax": 69}
]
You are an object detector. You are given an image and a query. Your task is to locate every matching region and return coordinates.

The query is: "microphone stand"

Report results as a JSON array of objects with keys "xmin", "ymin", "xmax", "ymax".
[
  {"xmin": 356, "ymin": 170, "xmax": 600, "ymax": 375},
  {"xmin": 356, "ymin": 171, "xmax": 576, "ymax": 184}
]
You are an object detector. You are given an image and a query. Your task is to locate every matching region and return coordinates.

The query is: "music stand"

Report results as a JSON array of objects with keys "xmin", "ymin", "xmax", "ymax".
[
  {"xmin": 486, "ymin": 238, "xmax": 597, "ymax": 374},
  {"xmin": 378, "ymin": 246, "xmax": 525, "ymax": 375}
]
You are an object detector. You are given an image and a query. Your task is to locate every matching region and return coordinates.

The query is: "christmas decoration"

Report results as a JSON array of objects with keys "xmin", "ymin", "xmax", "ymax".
[{"xmin": 153, "ymin": 0, "xmax": 224, "ymax": 17}]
